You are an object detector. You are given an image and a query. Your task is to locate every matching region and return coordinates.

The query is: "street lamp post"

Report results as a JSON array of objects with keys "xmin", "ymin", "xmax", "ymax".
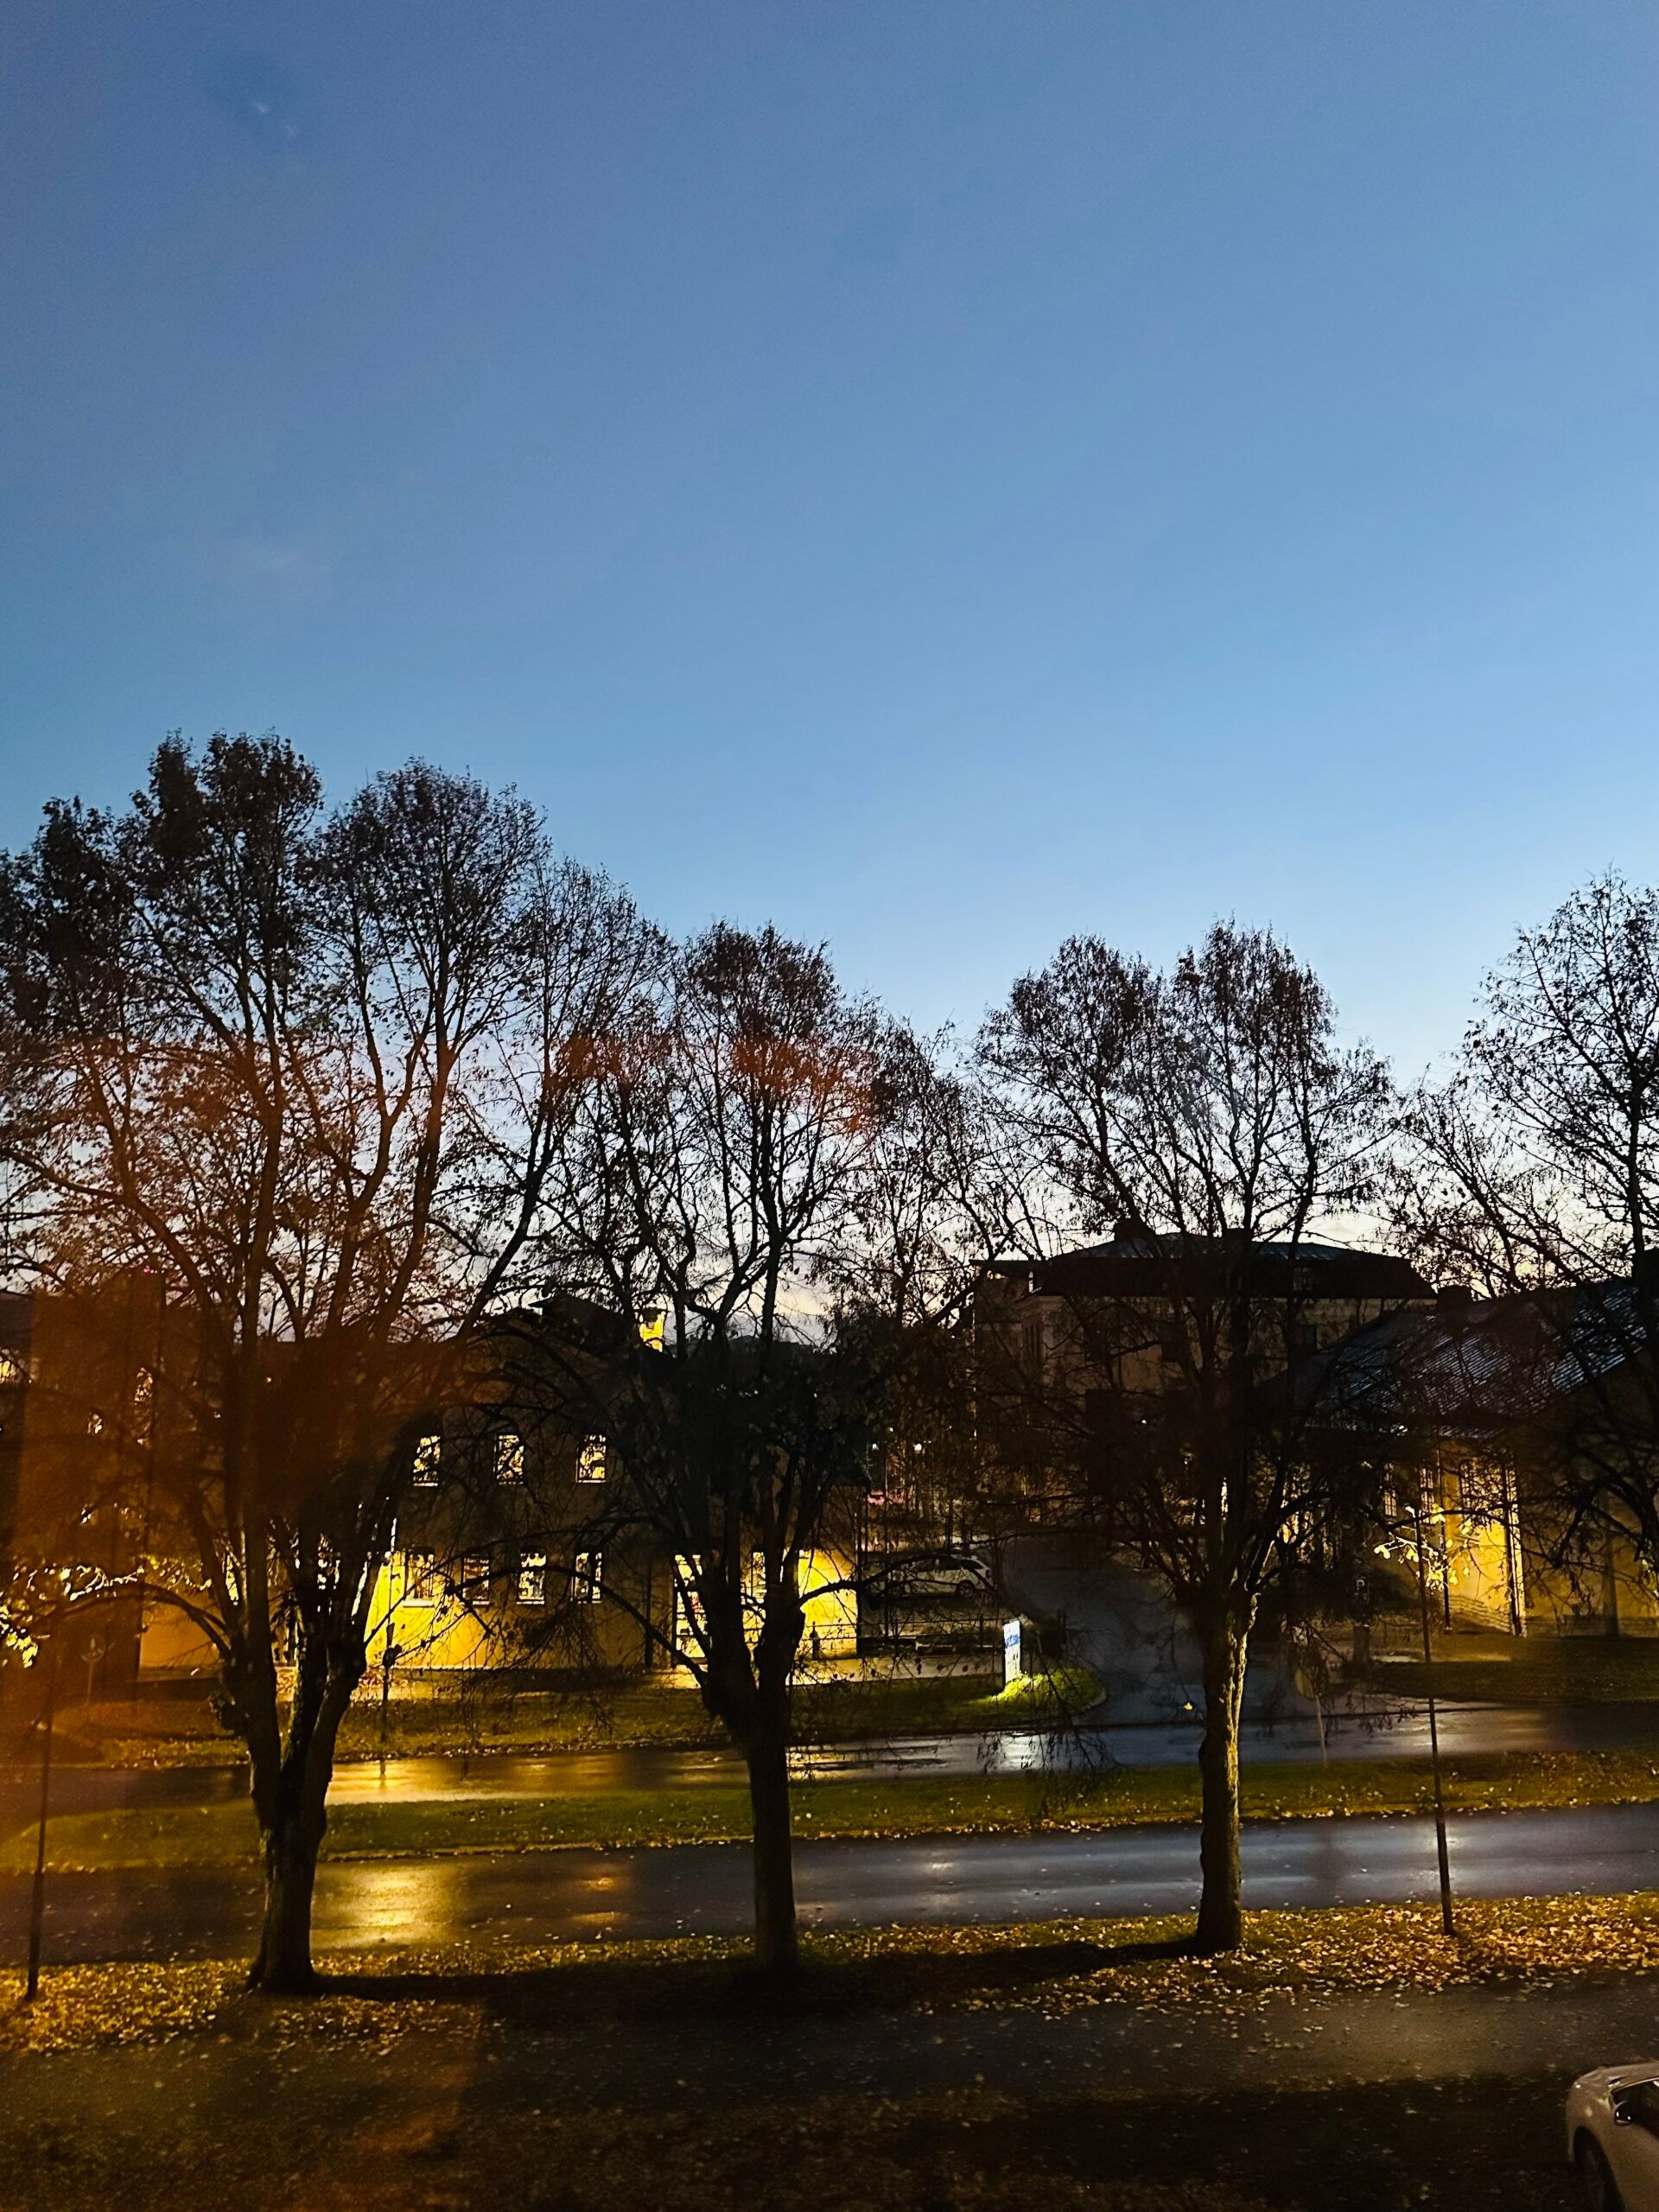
[
  {"xmin": 1413, "ymin": 1481, "xmax": 1455, "ymax": 1938},
  {"xmin": 378, "ymin": 1633, "xmax": 399, "ymax": 1779},
  {"xmin": 25, "ymin": 1621, "xmax": 63, "ymax": 2002}
]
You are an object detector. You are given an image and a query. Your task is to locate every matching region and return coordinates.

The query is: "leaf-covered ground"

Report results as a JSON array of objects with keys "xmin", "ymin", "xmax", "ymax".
[
  {"xmin": 0, "ymin": 1898, "xmax": 1618, "ymax": 2212},
  {"xmin": 7, "ymin": 1891, "xmax": 1659, "ymax": 2050},
  {"xmin": 0, "ymin": 2070, "xmax": 1581, "ymax": 2212}
]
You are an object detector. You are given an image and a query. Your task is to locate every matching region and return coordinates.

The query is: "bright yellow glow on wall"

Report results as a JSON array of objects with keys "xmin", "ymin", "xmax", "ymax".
[
  {"xmin": 368, "ymin": 1549, "xmax": 493, "ymax": 1669},
  {"xmin": 798, "ymin": 1550, "xmax": 857, "ymax": 1656}
]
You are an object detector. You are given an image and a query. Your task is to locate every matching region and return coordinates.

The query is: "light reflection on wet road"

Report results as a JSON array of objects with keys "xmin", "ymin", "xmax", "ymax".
[{"xmin": 10, "ymin": 1801, "xmax": 1659, "ymax": 1964}]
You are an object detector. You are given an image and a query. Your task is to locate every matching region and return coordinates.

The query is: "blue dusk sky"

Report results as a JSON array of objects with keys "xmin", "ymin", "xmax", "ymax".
[{"xmin": 3, "ymin": 1, "xmax": 1656, "ymax": 1077}]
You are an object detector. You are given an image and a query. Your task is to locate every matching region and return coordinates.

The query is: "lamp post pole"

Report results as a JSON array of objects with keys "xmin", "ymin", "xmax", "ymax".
[
  {"xmin": 25, "ymin": 1622, "xmax": 63, "ymax": 2001},
  {"xmin": 1414, "ymin": 1483, "xmax": 1455, "ymax": 1938},
  {"xmin": 378, "ymin": 1634, "xmax": 399, "ymax": 1780}
]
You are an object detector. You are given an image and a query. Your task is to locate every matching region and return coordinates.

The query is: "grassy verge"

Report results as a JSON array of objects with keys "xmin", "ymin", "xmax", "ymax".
[
  {"xmin": 6, "ymin": 1668, "xmax": 1027, "ymax": 1768},
  {"xmin": 6, "ymin": 1745, "xmax": 1659, "ymax": 1870},
  {"xmin": 1363, "ymin": 1630, "xmax": 1659, "ymax": 1704},
  {"xmin": 7, "ymin": 1891, "xmax": 1659, "ymax": 2047}
]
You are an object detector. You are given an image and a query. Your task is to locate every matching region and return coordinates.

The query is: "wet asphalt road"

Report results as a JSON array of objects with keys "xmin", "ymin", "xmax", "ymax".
[{"xmin": 10, "ymin": 1799, "xmax": 1659, "ymax": 1964}]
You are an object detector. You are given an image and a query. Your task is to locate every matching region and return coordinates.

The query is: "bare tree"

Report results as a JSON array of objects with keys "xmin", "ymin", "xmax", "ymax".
[
  {"xmin": 0, "ymin": 734, "xmax": 634, "ymax": 1989},
  {"xmin": 977, "ymin": 923, "xmax": 1395, "ymax": 1951},
  {"xmin": 1395, "ymin": 874, "xmax": 1659, "ymax": 1599},
  {"xmin": 528, "ymin": 922, "xmax": 890, "ymax": 1978},
  {"xmin": 828, "ymin": 1023, "xmax": 992, "ymax": 1593}
]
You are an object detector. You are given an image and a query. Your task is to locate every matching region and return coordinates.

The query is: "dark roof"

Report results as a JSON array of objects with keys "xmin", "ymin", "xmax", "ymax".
[
  {"xmin": 983, "ymin": 1235, "xmax": 1433, "ymax": 1305},
  {"xmin": 1300, "ymin": 1281, "xmax": 1648, "ymax": 1438}
]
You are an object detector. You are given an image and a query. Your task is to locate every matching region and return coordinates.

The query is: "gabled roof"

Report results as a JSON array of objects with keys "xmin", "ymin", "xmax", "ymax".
[
  {"xmin": 982, "ymin": 1234, "xmax": 1432, "ymax": 1305},
  {"xmin": 1300, "ymin": 1281, "xmax": 1649, "ymax": 1438}
]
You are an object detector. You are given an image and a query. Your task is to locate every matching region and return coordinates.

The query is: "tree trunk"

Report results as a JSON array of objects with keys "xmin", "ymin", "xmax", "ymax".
[
  {"xmin": 744, "ymin": 1721, "xmax": 799, "ymax": 1979},
  {"xmin": 246, "ymin": 1656, "xmax": 358, "ymax": 1994},
  {"xmin": 251, "ymin": 1811, "xmax": 323, "ymax": 1993},
  {"xmin": 1194, "ymin": 1606, "xmax": 1250, "ymax": 1955}
]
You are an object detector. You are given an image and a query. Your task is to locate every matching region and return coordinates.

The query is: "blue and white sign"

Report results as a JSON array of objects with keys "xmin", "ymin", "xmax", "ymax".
[{"xmin": 1002, "ymin": 1616, "xmax": 1024, "ymax": 1688}]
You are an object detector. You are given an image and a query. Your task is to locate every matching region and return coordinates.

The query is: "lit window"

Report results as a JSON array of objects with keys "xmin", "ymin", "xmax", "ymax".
[
  {"xmin": 494, "ymin": 1430, "xmax": 524, "ymax": 1484},
  {"xmin": 134, "ymin": 1367, "xmax": 153, "ymax": 1403},
  {"xmin": 744, "ymin": 1549, "xmax": 767, "ymax": 1627},
  {"xmin": 672, "ymin": 1556, "xmax": 705, "ymax": 1656},
  {"xmin": 460, "ymin": 1554, "xmax": 492, "ymax": 1605},
  {"xmin": 86, "ymin": 1410, "xmax": 105, "ymax": 1437},
  {"xmin": 573, "ymin": 1551, "xmax": 603, "ymax": 1605},
  {"xmin": 412, "ymin": 1433, "xmax": 441, "ymax": 1487},
  {"xmin": 404, "ymin": 1550, "xmax": 438, "ymax": 1605},
  {"xmin": 518, "ymin": 1553, "xmax": 547, "ymax": 1606},
  {"xmin": 0, "ymin": 1350, "xmax": 22, "ymax": 1384},
  {"xmin": 576, "ymin": 1435, "xmax": 607, "ymax": 1484}
]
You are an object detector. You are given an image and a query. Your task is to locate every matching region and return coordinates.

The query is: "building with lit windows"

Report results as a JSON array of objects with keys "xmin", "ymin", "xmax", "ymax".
[
  {"xmin": 971, "ymin": 1227, "xmax": 1659, "ymax": 1650},
  {"xmin": 1304, "ymin": 1281, "xmax": 1659, "ymax": 1640},
  {"xmin": 0, "ymin": 1283, "xmax": 860, "ymax": 1695}
]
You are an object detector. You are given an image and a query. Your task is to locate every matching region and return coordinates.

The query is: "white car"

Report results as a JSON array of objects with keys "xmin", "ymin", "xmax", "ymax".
[{"xmin": 1567, "ymin": 2063, "xmax": 1659, "ymax": 2209}]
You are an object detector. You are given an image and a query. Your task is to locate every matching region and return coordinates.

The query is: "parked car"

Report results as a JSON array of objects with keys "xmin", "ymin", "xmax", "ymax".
[
  {"xmin": 893, "ymin": 1558, "xmax": 994, "ymax": 1599},
  {"xmin": 1567, "ymin": 2064, "xmax": 1659, "ymax": 2208}
]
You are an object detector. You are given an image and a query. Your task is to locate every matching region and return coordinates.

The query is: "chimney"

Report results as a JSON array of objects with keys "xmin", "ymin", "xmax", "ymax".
[{"xmin": 1436, "ymin": 1284, "xmax": 1474, "ymax": 1331}]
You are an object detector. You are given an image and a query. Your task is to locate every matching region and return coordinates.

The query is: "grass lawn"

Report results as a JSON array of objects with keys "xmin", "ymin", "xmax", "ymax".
[
  {"xmin": 1365, "ymin": 1629, "xmax": 1659, "ymax": 1704},
  {"xmin": 7, "ymin": 1745, "xmax": 1659, "ymax": 1870},
  {"xmin": 0, "ymin": 2047, "xmax": 1572, "ymax": 2212},
  {"xmin": 7, "ymin": 1666, "xmax": 1045, "ymax": 1769}
]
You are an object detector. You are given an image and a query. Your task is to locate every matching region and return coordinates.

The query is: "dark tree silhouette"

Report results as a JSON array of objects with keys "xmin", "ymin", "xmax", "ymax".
[
  {"xmin": 977, "ymin": 923, "xmax": 1395, "ymax": 1952},
  {"xmin": 1395, "ymin": 874, "xmax": 1659, "ymax": 1605},
  {"xmin": 0, "ymin": 734, "xmax": 636, "ymax": 1989},
  {"xmin": 528, "ymin": 922, "xmax": 915, "ymax": 1978}
]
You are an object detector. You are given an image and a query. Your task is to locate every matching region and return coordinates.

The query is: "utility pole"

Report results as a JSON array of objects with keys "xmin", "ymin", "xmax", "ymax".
[
  {"xmin": 25, "ymin": 1621, "xmax": 63, "ymax": 2001},
  {"xmin": 378, "ymin": 1632, "xmax": 399, "ymax": 1780},
  {"xmin": 1413, "ymin": 1479, "xmax": 1455, "ymax": 1938}
]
